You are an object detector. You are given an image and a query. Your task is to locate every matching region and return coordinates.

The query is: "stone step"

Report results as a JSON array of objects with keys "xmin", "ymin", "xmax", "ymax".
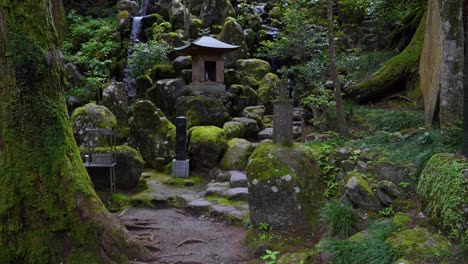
[
  {"xmin": 361, "ymin": 19, "xmax": 378, "ymax": 28},
  {"xmin": 222, "ymin": 187, "xmax": 249, "ymax": 201},
  {"xmin": 229, "ymin": 171, "xmax": 248, "ymax": 188},
  {"xmin": 205, "ymin": 182, "xmax": 230, "ymax": 196}
]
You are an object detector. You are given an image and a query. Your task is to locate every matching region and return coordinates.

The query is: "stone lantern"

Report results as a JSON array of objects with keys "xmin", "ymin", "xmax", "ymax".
[{"xmin": 175, "ymin": 33, "xmax": 239, "ymax": 94}]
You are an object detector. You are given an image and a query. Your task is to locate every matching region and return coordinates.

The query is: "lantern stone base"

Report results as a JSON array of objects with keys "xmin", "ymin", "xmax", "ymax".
[
  {"xmin": 172, "ymin": 159, "xmax": 190, "ymax": 178},
  {"xmin": 188, "ymin": 84, "xmax": 226, "ymax": 95}
]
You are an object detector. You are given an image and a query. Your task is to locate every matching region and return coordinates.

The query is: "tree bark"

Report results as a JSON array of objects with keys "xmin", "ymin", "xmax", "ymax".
[
  {"xmin": 346, "ymin": 8, "xmax": 427, "ymax": 103},
  {"xmin": 327, "ymin": 0, "xmax": 348, "ymax": 136},
  {"xmin": 0, "ymin": 1, "xmax": 151, "ymax": 262}
]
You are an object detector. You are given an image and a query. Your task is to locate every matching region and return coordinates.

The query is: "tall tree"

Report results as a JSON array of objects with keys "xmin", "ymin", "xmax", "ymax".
[
  {"xmin": 0, "ymin": 1, "xmax": 151, "ymax": 262},
  {"xmin": 463, "ymin": 0, "xmax": 468, "ymax": 157},
  {"xmin": 327, "ymin": 0, "xmax": 348, "ymax": 136}
]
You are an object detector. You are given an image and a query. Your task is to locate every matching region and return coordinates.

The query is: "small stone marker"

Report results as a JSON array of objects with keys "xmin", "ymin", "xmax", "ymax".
[{"xmin": 172, "ymin": 116, "xmax": 190, "ymax": 177}]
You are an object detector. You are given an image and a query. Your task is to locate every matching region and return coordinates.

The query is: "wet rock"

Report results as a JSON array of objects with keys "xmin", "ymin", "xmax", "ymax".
[
  {"xmin": 374, "ymin": 161, "xmax": 417, "ymax": 187},
  {"xmin": 199, "ymin": 0, "xmax": 236, "ymax": 27},
  {"xmin": 186, "ymin": 199, "xmax": 213, "ymax": 214},
  {"xmin": 229, "ymin": 171, "xmax": 248, "ymax": 188},
  {"xmin": 147, "ymin": 78, "xmax": 187, "ymax": 117},
  {"xmin": 172, "ymin": 56, "xmax": 192, "ymax": 72},
  {"xmin": 258, "ymin": 128, "xmax": 273, "ymax": 140},
  {"xmin": 176, "ymin": 96, "xmax": 230, "ymax": 128},
  {"xmin": 235, "ymin": 59, "xmax": 271, "ymax": 84},
  {"xmin": 128, "ymin": 100, "xmax": 176, "ymax": 167},
  {"xmin": 71, "ymin": 103, "xmax": 117, "ymax": 147},
  {"xmin": 247, "ymin": 143, "xmax": 321, "ymax": 230},
  {"xmin": 232, "ymin": 117, "xmax": 259, "ymax": 139},
  {"xmin": 188, "ymin": 126, "xmax": 227, "ymax": 171},
  {"xmin": 219, "ymin": 138, "xmax": 254, "ymax": 170},
  {"xmin": 223, "ymin": 121, "xmax": 245, "ymax": 139},
  {"xmin": 242, "ymin": 105, "xmax": 265, "ymax": 124},
  {"xmin": 118, "ymin": 0, "xmax": 139, "ymax": 16},
  {"xmin": 223, "ymin": 187, "xmax": 249, "ymax": 201},
  {"xmin": 102, "ymin": 81, "xmax": 128, "ymax": 124},
  {"xmin": 218, "ymin": 18, "xmax": 247, "ymax": 67},
  {"xmin": 257, "ymin": 73, "xmax": 279, "ymax": 114},
  {"xmin": 342, "ymin": 172, "xmax": 382, "ymax": 211}
]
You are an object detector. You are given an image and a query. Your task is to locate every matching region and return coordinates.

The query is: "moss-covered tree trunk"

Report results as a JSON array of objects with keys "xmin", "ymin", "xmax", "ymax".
[
  {"xmin": 346, "ymin": 8, "xmax": 427, "ymax": 103},
  {"xmin": 0, "ymin": 1, "xmax": 151, "ymax": 263}
]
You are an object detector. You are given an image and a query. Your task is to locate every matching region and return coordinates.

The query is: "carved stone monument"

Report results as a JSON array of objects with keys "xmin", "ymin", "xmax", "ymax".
[{"xmin": 273, "ymin": 80, "xmax": 293, "ymax": 146}]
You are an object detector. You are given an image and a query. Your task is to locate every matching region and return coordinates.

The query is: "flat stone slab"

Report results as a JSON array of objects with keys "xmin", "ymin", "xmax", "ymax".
[
  {"xmin": 186, "ymin": 200, "xmax": 213, "ymax": 214},
  {"xmin": 223, "ymin": 187, "xmax": 249, "ymax": 201},
  {"xmin": 230, "ymin": 171, "xmax": 248, "ymax": 188},
  {"xmin": 206, "ymin": 185, "xmax": 229, "ymax": 196},
  {"xmin": 211, "ymin": 205, "xmax": 249, "ymax": 223},
  {"xmin": 258, "ymin": 128, "xmax": 273, "ymax": 140}
]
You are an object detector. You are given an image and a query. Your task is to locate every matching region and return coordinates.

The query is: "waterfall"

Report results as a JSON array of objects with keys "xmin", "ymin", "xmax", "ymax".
[{"xmin": 123, "ymin": 0, "xmax": 149, "ymax": 99}]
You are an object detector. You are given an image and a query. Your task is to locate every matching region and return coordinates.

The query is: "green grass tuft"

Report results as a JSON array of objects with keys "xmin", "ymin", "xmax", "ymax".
[{"xmin": 320, "ymin": 200, "xmax": 358, "ymax": 239}]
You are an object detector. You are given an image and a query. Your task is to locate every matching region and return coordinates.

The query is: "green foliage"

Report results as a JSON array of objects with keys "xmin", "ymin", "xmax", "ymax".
[
  {"xmin": 320, "ymin": 221, "xmax": 400, "ymax": 264},
  {"xmin": 301, "ymin": 89, "xmax": 336, "ymax": 128},
  {"xmin": 378, "ymin": 206, "xmax": 395, "ymax": 217},
  {"xmin": 63, "ymin": 11, "xmax": 120, "ymax": 78},
  {"xmin": 261, "ymin": 249, "xmax": 280, "ymax": 264},
  {"xmin": 320, "ymin": 200, "xmax": 358, "ymax": 239},
  {"xmin": 128, "ymin": 40, "xmax": 170, "ymax": 77},
  {"xmin": 305, "ymin": 133, "xmax": 345, "ymax": 198},
  {"xmin": 418, "ymin": 153, "xmax": 468, "ymax": 242}
]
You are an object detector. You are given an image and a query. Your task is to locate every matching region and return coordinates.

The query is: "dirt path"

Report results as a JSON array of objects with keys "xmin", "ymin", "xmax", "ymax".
[{"xmin": 119, "ymin": 208, "xmax": 252, "ymax": 264}]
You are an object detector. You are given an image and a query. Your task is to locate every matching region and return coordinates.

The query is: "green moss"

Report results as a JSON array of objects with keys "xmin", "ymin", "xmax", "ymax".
[
  {"xmin": 191, "ymin": 18, "xmax": 203, "ymax": 26},
  {"xmin": 246, "ymin": 143, "xmax": 295, "ymax": 183},
  {"xmin": 219, "ymin": 138, "xmax": 254, "ymax": 170},
  {"xmin": 236, "ymin": 59, "xmax": 271, "ymax": 82},
  {"xmin": 223, "ymin": 121, "xmax": 245, "ymax": 139},
  {"xmin": 393, "ymin": 212, "xmax": 412, "ymax": 230},
  {"xmin": 417, "ymin": 153, "xmax": 468, "ymax": 241},
  {"xmin": 189, "ymin": 126, "xmax": 227, "ymax": 147},
  {"xmin": 345, "ymin": 171, "xmax": 374, "ymax": 195},
  {"xmin": 205, "ymin": 196, "xmax": 246, "ymax": 207},
  {"xmin": 386, "ymin": 227, "xmax": 452, "ymax": 262},
  {"xmin": 117, "ymin": 10, "xmax": 130, "ymax": 20}
]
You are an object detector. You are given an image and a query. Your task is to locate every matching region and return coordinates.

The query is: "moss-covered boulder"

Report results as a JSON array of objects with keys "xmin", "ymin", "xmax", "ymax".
[
  {"xmin": 188, "ymin": 126, "xmax": 227, "ymax": 171},
  {"xmin": 223, "ymin": 121, "xmax": 245, "ymax": 139},
  {"xmin": 71, "ymin": 103, "xmax": 117, "ymax": 146},
  {"xmin": 386, "ymin": 227, "xmax": 452, "ymax": 263},
  {"xmin": 102, "ymin": 81, "xmax": 128, "ymax": 124},
  {"xmin": 418, "ymin": 153, "xmax": 467, "ymax": 241},
  {"xmin": 242, "ymin": 105, "xmax": 265, "ymax": 124},
  {"xmin": 342, "ymin": 172, "xmax": 382, "ymax": 211},
  {"xmin": 128, "ymin": 100, "xmax": 176, "ymax": 168},
  {"xmin": 246, "ymin": 143, "xmax": 321, "ymax": 230},
  {"xmin": 189, "ymin": 18, "xmax": 204, "ymax": 39},
  {"xmin": 172, "ymin": 56, "xmax": 192, "ymax": 72},
  {"xmin": 218, "ymin": 18, "xmax": 247, "ymax": 67},
  {"xmin": 146, "ymin": 78, "xmax": 188, "ymax": 117},
  {"xmin": 235, "ymin": 59, "xmax": 271, "ymax": 84},
  {"xmin": 232, "ymin": 117, "xmax": 259, "ymax": 139},
  {"xmin": 257, "ymin": 73, "xmax": 279, "ymax": 114},
  {"xmin": 135, "ymin": 75, "xmax": 153, "ymax": 99},
  {"xmin": 117, "ymin": 0, "xmax": 139, "ymax": 16},
  {"xmin": 151, "ymin": 64, "xmax": 177, "ymax": 81},
  {"xmin": 219, "ymin": 138, "xmax": 254, "ymax": 170},
  {"xmin": 81, "ymin": 146, "xmax": 144, "ymax": 190},
  {"xmin": 175, "ymin": 96, "xmax": 230, "ymax": 128},
  {"xmin": 199, "ymin": 0, "xmax": 236, "ymax": 27}
]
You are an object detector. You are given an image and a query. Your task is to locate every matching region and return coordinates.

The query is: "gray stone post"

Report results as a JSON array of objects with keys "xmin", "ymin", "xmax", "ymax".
[
  {"xmin": 273, "ymin": 80, "xmax": 293, "ymax": 146},
  {"xmin": 173, "ymin": 116, "xmax": 190, "ymax": 177}
]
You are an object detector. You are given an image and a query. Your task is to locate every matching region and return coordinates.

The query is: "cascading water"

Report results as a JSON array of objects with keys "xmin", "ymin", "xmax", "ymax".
[{"xmin": 123, "ymin": 0, "xmax": 149, "ymax": 99}]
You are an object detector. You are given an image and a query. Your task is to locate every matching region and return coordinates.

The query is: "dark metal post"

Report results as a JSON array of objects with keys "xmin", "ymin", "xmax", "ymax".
[{"xmin": 175, "ymin": 116, "xmax": 187, "ymax": 160}]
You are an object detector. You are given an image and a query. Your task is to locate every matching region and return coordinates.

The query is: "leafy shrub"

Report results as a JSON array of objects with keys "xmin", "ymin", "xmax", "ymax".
[
  {"xmin": 128, "ymin": 40, "xmax": 170, "ymax": 77},
  {"xmin": 320, "ymin": 200, "xmax": 358, "ymax": 239}
]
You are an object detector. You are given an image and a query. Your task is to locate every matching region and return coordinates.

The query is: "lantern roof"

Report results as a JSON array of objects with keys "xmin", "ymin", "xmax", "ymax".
[{"xmin": 174, "ymin": 35, "xmax": 239, "ymax": 56}]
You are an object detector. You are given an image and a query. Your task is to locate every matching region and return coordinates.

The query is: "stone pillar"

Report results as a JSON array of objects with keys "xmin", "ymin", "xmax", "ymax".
[
  {"xmin": 173, "ymin": 116, "xmax": 190, "ymax": 177},
  {"xmin": 273, "ymin": 100, "xmax": 293, "ymax": 146},
  {"xmin": 273, "ymin": 80, "xmax": 293, "ymax": 146}
]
